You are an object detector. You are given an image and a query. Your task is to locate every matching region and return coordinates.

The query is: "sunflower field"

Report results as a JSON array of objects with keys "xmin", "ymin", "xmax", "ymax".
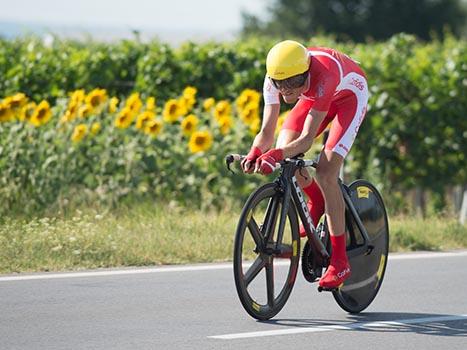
[
  {"xmin": 1, "ymin": 33, "xmax": 466, "ymax": 216},
  {"xmin": 0, "ymin": 86, "xmax": 298, "ymax": 215}
]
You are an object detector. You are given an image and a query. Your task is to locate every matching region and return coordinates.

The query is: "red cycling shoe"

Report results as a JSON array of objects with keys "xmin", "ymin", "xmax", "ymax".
[{"xmin": 319, "ymin": 258, "xmax": 351, "ymax": 289}]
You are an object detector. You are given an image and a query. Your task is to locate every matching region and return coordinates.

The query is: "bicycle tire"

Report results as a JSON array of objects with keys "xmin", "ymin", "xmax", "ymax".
[
  {"xmin": 332, "ymin": 180, "xmax": 389, "ymax": 313},
  {"xmin": 233, "ymin": 182, "xmax": 300, "ymax": 320}
]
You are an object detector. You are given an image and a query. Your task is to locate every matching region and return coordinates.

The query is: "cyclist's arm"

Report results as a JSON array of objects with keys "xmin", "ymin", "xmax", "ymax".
[
  {"xmin": 280, "ymin": 108, "xmax": 327, "ymax": 158},
  {"xmin": 251, "ymin": 103, "xmax": 281, "ymax": 152}
]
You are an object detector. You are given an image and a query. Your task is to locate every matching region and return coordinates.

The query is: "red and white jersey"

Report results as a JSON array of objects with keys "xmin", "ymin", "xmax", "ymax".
[{"xmin": 263, "ymin": 47, "xmax": 367, "ymax": 112}]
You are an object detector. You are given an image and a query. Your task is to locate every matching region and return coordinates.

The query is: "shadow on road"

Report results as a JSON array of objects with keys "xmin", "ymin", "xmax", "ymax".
[{"xmin": 260, "ymin": 312, "xmax": 467, "ymax": 337}]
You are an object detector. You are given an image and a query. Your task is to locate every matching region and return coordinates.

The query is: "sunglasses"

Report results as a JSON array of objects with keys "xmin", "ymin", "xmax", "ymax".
[{"xmin": 270, "ymin": 71, "xmax": 308, "ymax": 90}]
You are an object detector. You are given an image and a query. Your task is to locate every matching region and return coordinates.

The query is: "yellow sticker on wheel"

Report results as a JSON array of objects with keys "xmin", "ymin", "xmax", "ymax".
[
  {"xmin": 252, "ymin": 302, "xmax": 261, "ymax": 311},
  {"xmin": 357, "ymin": 186, "xmax": 372, "ymax": 199},
  {"xmin": 376, "ymin": 254, "xmax": 386, "ymax": 288},
  {"xmin": 293, "ymin": 240, "xmax": 297, "ymax": 257}
]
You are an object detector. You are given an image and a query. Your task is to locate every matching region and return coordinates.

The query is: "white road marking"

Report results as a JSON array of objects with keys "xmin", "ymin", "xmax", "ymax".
[
  {"xmin": 0, "ymin": 263, "xmax": 232, "ymax": 282},
  {"xmin": 209, "ymin": 314, "xmax": 467, "ymax": 340},
  {"xmin": 0, "ymin": 250, "xmax": 466, "ymax": 282},
  {"xmin": 389, "ymin": 251, "xmax": 467, "ymax": 260}
]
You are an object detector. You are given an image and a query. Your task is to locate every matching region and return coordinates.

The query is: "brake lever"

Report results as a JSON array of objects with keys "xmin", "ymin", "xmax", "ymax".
[{"xmin": 225, "ymin": 155, "xmax": 235, "ymax": 174}]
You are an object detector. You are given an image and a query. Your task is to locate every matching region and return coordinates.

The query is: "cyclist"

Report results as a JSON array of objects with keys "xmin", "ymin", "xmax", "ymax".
[{"xmin": 241, "ymin": 40, "xmax": 368, "ymax": 289}]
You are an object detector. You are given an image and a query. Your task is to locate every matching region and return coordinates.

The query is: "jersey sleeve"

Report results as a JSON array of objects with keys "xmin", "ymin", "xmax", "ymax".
[{"xmin": 262, "ymin": 75, "xmax": 281, "ymax": 105}]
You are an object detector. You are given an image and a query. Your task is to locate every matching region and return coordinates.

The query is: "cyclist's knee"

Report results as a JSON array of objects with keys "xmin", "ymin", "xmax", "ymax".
[
  {"xmin": 315, "ymin": 166, "xmax": 338, "ymax": 189},
  {"xmin": 315, "ymin": 150, "xmax": 343, "ymax": 188}
]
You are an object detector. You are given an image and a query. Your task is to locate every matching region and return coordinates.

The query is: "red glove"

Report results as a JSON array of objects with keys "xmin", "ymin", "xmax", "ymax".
[
  {"xmin": 241, "ymin": 146, "xmax": 262, "ymax": 173},
  {"xmin": 255, "ymin": 148, "xmax": 284, "ymax": 175}
]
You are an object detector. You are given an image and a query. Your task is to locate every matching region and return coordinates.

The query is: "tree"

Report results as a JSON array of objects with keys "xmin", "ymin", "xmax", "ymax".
[{"xmin": 241, "ymin": 0, "xmax": 467, "ymax": 41}]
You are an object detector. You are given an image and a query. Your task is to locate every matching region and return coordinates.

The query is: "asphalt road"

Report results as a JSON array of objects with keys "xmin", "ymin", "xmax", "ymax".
[{"xmin": 1, "ymin": 250, "xmax": 467, "ymax": 350}]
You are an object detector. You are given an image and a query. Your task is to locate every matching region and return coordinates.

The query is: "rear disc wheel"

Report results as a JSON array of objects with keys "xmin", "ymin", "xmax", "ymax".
[{"xmin": 333, "ymin": 180, "xmax": 389, "ymax": 313}]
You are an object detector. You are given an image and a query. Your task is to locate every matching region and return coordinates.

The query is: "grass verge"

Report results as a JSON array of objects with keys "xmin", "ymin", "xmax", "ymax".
[{"xmin": 1, "ymin": 203, "xmax": 466, "ymax": 274}]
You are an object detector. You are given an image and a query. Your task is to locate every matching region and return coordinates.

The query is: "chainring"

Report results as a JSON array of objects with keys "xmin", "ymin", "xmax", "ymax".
[{"xmin": 301, "ymin": 223, "xmax": 331, "ymax": 283}]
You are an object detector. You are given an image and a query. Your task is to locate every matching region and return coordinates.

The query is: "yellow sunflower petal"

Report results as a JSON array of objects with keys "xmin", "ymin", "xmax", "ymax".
[
  {"xmin": 71, "ymin": 124, "xmax": 87, "ymax": 142},
  {"xmin": 181, "ymin": 114, "xmax": 199, "ymax": 136},
  {"xmin": 188, "ymin": 130, "xmax": 213, "ymax": 154},
  {"xmin": 29, "ymin": 100, "xmax": 52, "ymax": 127}
]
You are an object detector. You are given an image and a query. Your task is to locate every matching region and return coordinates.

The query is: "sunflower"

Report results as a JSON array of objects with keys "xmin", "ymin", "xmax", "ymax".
[
  {"xmin": 90, "ymin": 122, "xmax": 101, "ymax": 135},
  {"xmin": 188, "ymin": 130, "xmax": 213, "ymax": 154},
  {"xmin": 213, "ymin": 100, "xmax": 231, "ymax": 121},
  {"xmin": 163, "ymin": 99, "xmax": 181, "ymax": 123},
  {"xmin": 0, "ymin": 102, "xmax": 14, "ymax": 122},
  {"xmin": 71, "ymin": 124, "xmax": 87, "ymax": 142},
  {"xmin": 63, "ymin": 100, "xmax": 80, "ymax": 122},
  {"xmin": 71, "ymin": 89, "xmax": 86, "ymax": 102},
  {"xmin": 78, "ymin": 104, "xmax": 93, "ymax": 118},
  {"xmin": 125, "ymin": 93, "xmax": 143, "ymax": 114},
  {"xmin": 183, "ymin": 86, "xmax": 197, "ymax": 99},
  {"xmin": 236, "ymin": 89, "xmax": 260, "ymax": 112},
  {"xmin": 60, "ymin": 103, "xmax": 78, "ymax": 124},
  {"xmin": 115, "ymin": 107, "xmax": 135, "ymax": 129},
  {"xmin": 177, "ymin": 98, "xmax": 189, "ymax": 116},
  {"xmin": 136, "ymin": 111, "xmax": 155, "ymax": 130},
  {"xmin": 70, "ymin": 89, "xmax": 86, "ymax": 105},
  {"xmin": 109, "ymin": 97, "xmax": 119, "ymax": 113},
  {"xmin": 240, "ymin": 103, "xmax": 259, "ymax": 126},
  {"xmin": 249, "ymin": 117, "xmax": 261, "ymax": 135},
  {"xmin": 5, "ymin": 93, "xmax": 28, "ymax": 110},
  {"xmin": 144, "ymin": 119, "xmax": 163, "ymax": 137},
  {"xmin": 203, "ymin": 97, "xmax": 215, "ymax": 111},
  {"xmin": 218, "ymin": 115, "xmax": 233, "ymax": 135},
  {"xmin": 146, "ymin": 97, "xmax": 156, "ymax": 112},
  {"xmin": 30, "ymin": 100, "xmax": 52, "ymax": 127},
  {"xmin": 85, "ymin": 88, "xmax": 107, "ymax": 111},
  {"xmin": 181, "ymin": 96, "xmax": 196, "ymax": 113},
  {"xmin": 181, "ymin": 114, "xmax": 199, "ymax": 136},
  {"xmin": 19, "ymin": 102, "xmax": 36, "ymax": 122}
]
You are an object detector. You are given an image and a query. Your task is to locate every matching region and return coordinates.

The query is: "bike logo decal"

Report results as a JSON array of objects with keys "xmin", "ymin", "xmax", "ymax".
[
  {"xmin": 357, "ymin": 186, "xmax": 372, "ymax": 199},
  {"xmin": 338, "ymin": 143, "xmax": 349, "ymax": 153},
  {"xmin": 317, "ymin": 82, "xmax": 325, "ymax": 97},
  {"xmin": 292, "ymin": 176, "xmax": 315, "ymax": 233},
  {"xmin": 337, "ymin": 267, "xmax": 351, "ymax": 279},
  {"xmin": 350, "ymin": 77, "xmax": 365, "ymax": 91}
]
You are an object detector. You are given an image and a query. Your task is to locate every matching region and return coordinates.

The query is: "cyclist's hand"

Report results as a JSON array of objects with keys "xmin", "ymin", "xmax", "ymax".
[
  {"xmin": 255, "ymin": 148, "xmax": 284, "ymax": 175},
  {"xmin": 241, "ymin": 146, "xmax": 262, "ymax": 173}
]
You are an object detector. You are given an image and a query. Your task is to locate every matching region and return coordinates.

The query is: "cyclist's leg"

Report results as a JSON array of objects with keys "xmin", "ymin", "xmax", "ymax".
[
  {"xmin": 318, "ymin": 89, "xmax": 368, "ymax": 289},
  {"xmin": 316, "ymin": 150, "xmax": 350, "ymax": 288}
]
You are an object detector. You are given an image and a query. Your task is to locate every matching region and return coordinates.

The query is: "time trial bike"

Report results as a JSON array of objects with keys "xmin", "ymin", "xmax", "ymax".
[{"xmin": 226, "ymin": 154, "xmax": 389, "ymax": 320}]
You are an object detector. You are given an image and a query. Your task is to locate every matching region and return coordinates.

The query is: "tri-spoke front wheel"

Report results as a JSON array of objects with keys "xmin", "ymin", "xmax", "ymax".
[{"xmin": 233, "ymin": 183, "xmax": 300, "ymax": 320}]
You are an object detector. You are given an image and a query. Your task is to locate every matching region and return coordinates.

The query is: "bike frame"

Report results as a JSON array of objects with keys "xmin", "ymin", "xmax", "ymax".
[{"xmin": 268, "ymin": 159, "xmax": 374, "ymax": 260}]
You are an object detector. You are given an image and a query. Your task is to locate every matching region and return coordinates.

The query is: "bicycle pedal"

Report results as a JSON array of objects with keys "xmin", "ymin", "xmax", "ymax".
[{"xmin": 317, "ymin": 283, "xmax": 343, "ymax": 293}]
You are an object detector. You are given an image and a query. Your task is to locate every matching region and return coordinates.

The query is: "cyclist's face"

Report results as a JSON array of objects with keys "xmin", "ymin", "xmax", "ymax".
[
  {"xmin": 280, "ymin": 86, "xmax": 304, "ymax": 104},
  {"xmin": 275, "ymin": 79, "xmax": 308, "ymax": 104},
  {"xmin": 270, "ymin": 74, "xmax": 309, "ymax": 104}
]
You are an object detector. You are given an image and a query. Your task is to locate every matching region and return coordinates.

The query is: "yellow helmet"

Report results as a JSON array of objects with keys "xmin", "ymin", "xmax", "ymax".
[{"xmin": 266, "ymin": 40, "xmax": 310, "ymax": 80}]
